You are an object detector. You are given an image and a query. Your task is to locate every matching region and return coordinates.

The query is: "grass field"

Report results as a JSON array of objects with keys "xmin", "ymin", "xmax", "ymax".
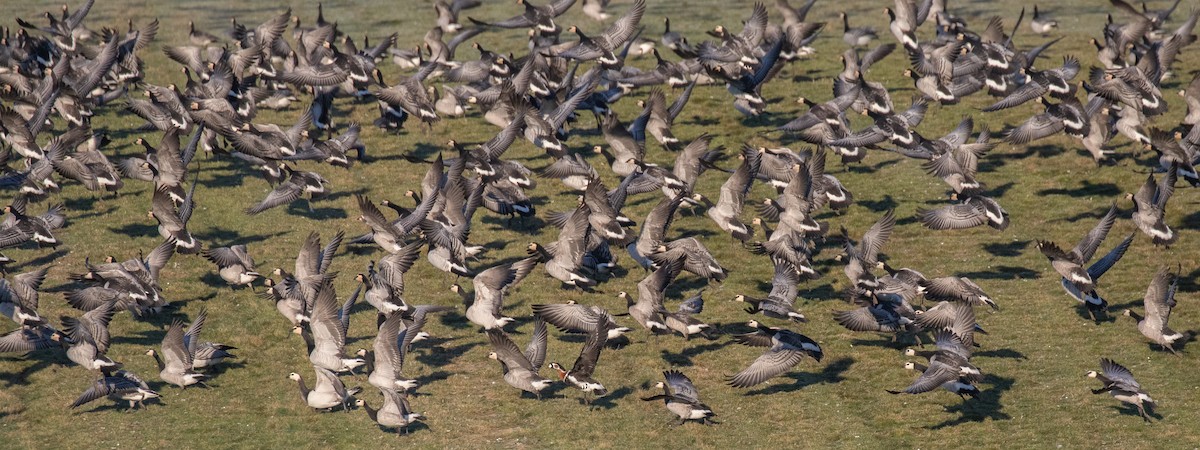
[{"xmin": 2, "ymin": 0, "xmax": 1199, "ymax": 448}]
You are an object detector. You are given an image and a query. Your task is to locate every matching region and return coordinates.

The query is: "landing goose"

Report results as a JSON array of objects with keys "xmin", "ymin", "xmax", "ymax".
[
  {"xmin": 1124, "ymin": 267, "xmax": 1188, "ymax": 354},
  {"xmin": 553, "ymin": 0, "xmax": 646, "ymax": 67},
  {"xmin": 1060, "ymin": 232, "xmax": 1134, "ymax": 322},
  {"xmin": 468, "ymin": 0, "xmax": 576, "ymax": 33},
  {"xmin": 621, "ymin": 258, "xmax": 684, "ymax": 333},
  {"xmin": 664, "ymin": 290, "xmax": 712, "ymax": 339},
  {"xmin": 1087, "ymin": 358, "xmax": 1155, "ymax": 421},
  {"xmin": 486, "ymin": 318, "xmax": 552, "ymax": 399},
  {"xmin": 297, "ymin": 282, "xmax": 366, "ymax": 374},
  {"xmin": 840, "ymin": 12, "xmax": 877, "ymax": 47},
  {"xmin": 288, "ymin": 366, "xmax": 359, "ymax": 411},
  {"xmin": 641, "ymin": 370, "xmax": 716, "ymax": 425},
  {"xmin": 888, "ymin": 360, "xmax": 978, "ymax": 399},
  {"xmin": 528, "ymin": 207, "xmax": 595, "ymax": 288},
  {"xmin": 1030, "ymin": 5, "xmax": 1058, "ymax": 35},
  {"xmin": 71, "ymin": 369, "xmax": 159, "ymax": 411},
  {"xmin": 737, "ymin": 262, "xmax": 806, "ymax": 323},
  {"xmin": 921, "ymin": 276, "xmax": 998, "ymax": 310},
  {"xmin": 361, "ymin": 312, "xmax": 418, "ymax": 391},
  {"xmin": 703, "ymin": 145, "xmax": 762, "ymax": 242},
  {"xmin": 244, "ymin": 167, "xmax": 330, "ymax": 215},
  {"xmin": 727, "ymin": 320, "xmax": 823, "ymax": 388}
]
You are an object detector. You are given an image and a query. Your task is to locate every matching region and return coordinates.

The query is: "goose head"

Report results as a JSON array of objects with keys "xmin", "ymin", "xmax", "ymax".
[{"xmin": 288, "ymin": 372, "xmax": 302, "ymax": 381}]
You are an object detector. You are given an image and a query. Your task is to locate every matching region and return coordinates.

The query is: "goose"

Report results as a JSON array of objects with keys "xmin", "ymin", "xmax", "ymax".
[
  {"xmin": 528, "ymin": 208, "xmax": 595, "ymax": 288},
  {"xmin": 727, "ymin": 320, "xmax": 823, "ymax": 388},
  {"xmin": 983, "ymin": 56, "xmax": 1081, "ymax": 112},
  {"xmin": 357, "ymin": 266, "xmax": 407, "ymax": 318},
  {"xmin": 202, "ymin": 245, "xmax": 260, "ymax": 289},
  {"xmin": 297, "ymin": 282, "xmax": 366, "ymax": 374},
  {"xmin": 61, "ymin": 302, "xmax": 119, "ymax": 371},
  {"xmin": 913, "ymin": 301, "xmax": 984, "ymax": 348},
  {"xmin": 840, "ymin": 209, "xmax": 896, "ymax": 290},
  {"xmin": 1031, "ymin": 5, "xmax": 1058, "ymax": 35},
  {"xmin": 486, "ymin": 318, "xmax": 552, "ymax": 399},
  {"xmin": 840, "ymin": 12, "xmax": 877, "ymax": 47},
  {"xmin": 166, "ymin": 308, "xmax": 231, "ymax": 370},
  {"xmin": 885, "ymin": 0, "xmax": 920, "ymax": 51},
  {"xmin": 828, "ymin": 97, "xmax": 928, "ymax": 150},
  {"xmin": 833, "ymin": 290, "xmax": 918, "ymax": 339},
  {"xmin": 148, "ymin": 180, "xmax": 200, "ymax": 254},
  {"xmin": 0, "ymin": 267, "xmax": 49, "ymax": 327},
  {"xmin": 435, "ymin": 0, "xmax": 480, "ymax": 33},
  {"xmin": 1087, "ymin": 358, "xmax": 1155, "ymax": 421},
  {"xmin": 554, "ymin": 0, "xmax": 647, "ymax": 67},
  {"xmin": 711, "ymin": 36, "xmax": 784, "ymax": 116},
  {"xmin": 468, "ymin": 0, "xmax": 576, "ymax": 33},
  {"xmin": 699, "ymin": 145, "xmax": 762, "ymax": 242},
  {"xmin": 146, "ymin": 317, "xmax": 207, "ymax": 388},
  {"xmin": 244, "ymin": 167, "xmax": 330, "ymax": 215},
  {"xmin": 1003, "ymin": 97, "xmax": 1090, "ymax": 145},
  {"xmin": 737, "ymin": 262, "xmax": 806, "ymax": 323},
  {"xmin": 664, "ymin": 291, "xmax": 712, "ymax": 340},
  {"xmin": 1063, "ymin": 231, "xmax": 1135, "ymax": 322},
  {"xmin": 888, "ymin": 360, "xmax": 979, "ymax": 399},
  {"xmin": 916, "ymin": 196, "xmax": 1009, "ymax": 231},
  {"xmin": 373, "ymin": 66, "xmax": 439, "ymax": 128},
  {"xmin": 360, "ymin": 312, "xmax": 418, "ymax": 391},
  {"xmin": 356, "ymin": 388, "xmax": 426, "ymax": 435},
  {"xmin": 289, "ymin": 366, "xmax": 360, "ymax": 411},
  {"xmin": 71, "ymin": 369, "xmax": 160, "ymax": 411},
  {"xmin": 0, "ymin": 324, "xmax": 64, "ymax": 355},
  {"xmin": 0, "ymin": 204, "xmax": 61, "ymax": 249},
  {"xmin": 921, "ymin": 276, "xmax": 998, "ymax": 310},
  {"xmin": 582, "ymin": 0, "xmax": 610, "ymax": 21},
  {"xmin": 1036, "ymin": 203, "xmax": 1120, "ymax": 300},
  {"xmin": 531, "ymin": 302, "xmax": 631, "ymax": 342},
  {"xmin": 1180, "ymin": 74, "xmax": 1200, "ymax": 125},
  {"xmin": 1127, "ymin": 168, "xmax": 1177, "ymax": 247},
  {"xmin": 641, "ymin": 370, "xmax": 716, "ymax": 425},
  {"xmin": 661, "ymin": 17, "xmax": 696, "ymax": 57},
  {"xmin": 648, "ymin": 240, "xmax": 726, "ymax": 283},
  {"xmin": 549, "ymin": 318, "xmax": 611, "ymax": 406},
  {"xmin": 456, "ymin": 256, "xmax": 540, "ymax": 329},
  {"xmin": 1124, "ymin": 267, "xmax": 1188, "ymax": 354},
  {"xmin": 621, "ymin": 258, "xmax": 684, "ymax": 333}
]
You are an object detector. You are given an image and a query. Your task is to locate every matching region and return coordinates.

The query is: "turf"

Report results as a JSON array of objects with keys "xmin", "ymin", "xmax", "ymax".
[{"xmin": 2, "ymin": 0, "xmax": 1199, "ymax": 448}]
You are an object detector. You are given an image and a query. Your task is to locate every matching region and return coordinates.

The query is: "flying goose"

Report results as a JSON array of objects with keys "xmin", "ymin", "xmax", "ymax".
[
  {"xmin": 1124, "ymin": 267, "xmax": 1188, "ymax": 354},
  {"xmin": 357, "ymin": 265, "xmax": 407, "ymax": 318},
  {"xmin": 457, "ymin": 255, "xmax": 540, "ymax": 329},
  {"xmin": 840, "ymin": 209, "xmax": 896, "ymax": 291},
  {"xmin": 469, "ymin": 0, "xmax": 576, "ymax": 33},
  {"xmin": 727, "ymin": 321, "xmax": 823, "ymax": 388},
  {"xmin": 982, "ymin": 56, "xmax": 1080, "ymax": 112},
  {"xmin": 641, "ymin": 370, "xmax": 716, "ymax": 425},
  {"xmin": 921, "ymin": 276, "xmax": 998, "ymax": 310},
  {"xmin": 61, "ymin": 301, "xmax": 119, "ymax": 371},
  {"xmin": 202, "ymin": 244, "xmax": 259, "ymax": 289},
  {"xmin": 885, "ymin": 0, "xmax": 920, "ymax": 51},
  {"xmin": 913, "ymin": 301, "xmax": 984, "ymax": 348},
  {"xmin": 1128, "ymin": 167, "xmax": 1178, "ymax": 247},
  {"xmin": 361, "ymin": 312, "xmax": 418, "ymax": 391},
  {"xmin": 621, "ymin": 258, "xmax": 684, "ymax": 333},
  {"xmin": 146, "ymin": 317, "xmax": 207, "ymax": 388},
  {"xmin": 737, "ymin": 262, "xmax": 806, "ymax": 323},
  {"xmin": 553, "ymin": 0, "xmax": 646, "ymax": 67},
  {"xmin": 648, "ymin": 239, "xmax": 727, "ymax": 283},
  {"xmin": 1037, "ymin": 203, "xmax": 1120, "ymax": 299},
  {"xmin": 245, "ymin": 167, "xmax": 330, "ymax": 215},
  {"xmin": 528, "ymin": 207, "xmax": 595, "ymax": 288},
  {"xmin": 549, "ymin": 317, "xmax": 611, "ymax": 406},
  {"xmin": 532, "ymin": 302, "xmax": 631, "ymax": 343},
  {"xmin": 840, "ymin": 12, "xmax": 877, "ymax": 47},
  {"xmin": 288, "ymin": 366, "xmax": 360, "ymax": 411},
  {"xmin": 0, "ymin": 267, "xmax": 49, "ymax": 327},
  {"xmin": 833, "ymin": 290, "xmax": 918, "ymax": 340},
  {"xmin": 1031, "ymin": 5, "xmax": 1058, "ymax": 35},
  {"xmin": 71, "ymin": 369, "xmax": 160, "ymax": 411},
  {"xmin": 1087, "ymin": 358, "xmax": 1155, "ymax": 421},
  {"xmin": 486, "ymin": 318, "xmax": 553, "ymax": 399},
  {"xmin": 297, "ymin": 282, "xmax": 366, "ymax": 374},
  {"xmin": 916, "ymin": 196, "xmax": 1009, "ymax": 231},
  {"xmin": 664, "ymin": 290, "xmax": 713, "ymax": 340},
  {"xmin": 888, "ymin": 360, "xmax": 979, "ymax": 399},
  {"xmin": 702, "ymin": 145, "xmax": 763, "ymax": 242},
  {"xmin": 0, "ymin": 324, "xmax": 64, "ymax": 355}
]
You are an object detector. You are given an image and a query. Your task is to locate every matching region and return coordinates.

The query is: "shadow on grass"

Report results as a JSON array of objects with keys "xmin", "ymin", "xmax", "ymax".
[
  {"xmin": 1036, "ymin": 181, "xmax": 1120, "ymax": 198},
  {"xmin": 586, "ymin": 386, "xmax": 635, "ymax": 410},
  {"xmin": 110, "ymin": 222, "xmax": 160, "ymax": 238},
  {"xmin": 414, "ymin": 341, "xmax": 480, "ymax": 366},
  {"xmin": 0, "ymin": 357, "xmax": 64, "ymax": 387},
  {"xmin": 743, "ymin": 357, "xmax": 854, "ymax": 396},
  {"xmin": 974, "ymin": 348, "xmax": 1027, "ymax": 360},
  {"xmin": 1109, "ymin": 403, "xmax": 1163, "ymax": 421},
  {"xmin": 982, "ymin": 240, "xmax": 1031, "ymax": 257},
  {"xmin": 857, "ymin": 195, "xmax": 898, "ymax": 213},
  {"xmin": 959, "ymin": 266, "xmax": 1039, "ymax": 280},
  {"xmin": 659, "ymin": 341, "xmax": 729, "ymax": 366},
  {"xmin": 927, "ymin": 374, "xmax": 1014, "ymax": 429},
  {"xmin": 12, "ymin": 250, "xmax": 69, "ymax": 270}
]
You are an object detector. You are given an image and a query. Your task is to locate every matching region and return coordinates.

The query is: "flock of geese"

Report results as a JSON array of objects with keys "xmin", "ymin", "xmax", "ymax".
[{"xmin": 0, "ymin": 0, "xmax": 1196, "ymax": 434}]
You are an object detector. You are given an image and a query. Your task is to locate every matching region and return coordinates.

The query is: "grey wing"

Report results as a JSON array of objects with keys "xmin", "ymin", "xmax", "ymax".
[
  {"xmin": 245, "ymin": 181, "xmax": 303, "ymax": 214},
  {"xmin": 916, "ymin": 204, "xmax": 987, "ymax": 230},
  {"xmin": 895, "ymin": 362, "xmax": 959, "ymax": 394},
  {"xmin": 727, "ymin": 347, "xmax": 804, "ymax": 388},
  {"xmin": 1099, "ymin": 358, "xmax": 1141, "ymax": 389},
  {"xmin": 663, "ymin": 370, "xmax": 700, "ymax": 403},
  {"xmin": 1087, "ymin": 233, "xmax": 1134, "ymax": 279},
  {"xmin": 1004, "ymin": 114, "xmax": 1064, "ymax": 145},
  {"xmin": 524, "ymin": 317, "xmax": 548, "ymax": 369}
]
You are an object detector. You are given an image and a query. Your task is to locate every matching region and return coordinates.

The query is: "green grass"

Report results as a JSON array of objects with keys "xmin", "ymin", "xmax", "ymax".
[{"xmin": 3, "ymin": 0, "xmax": 1200, "ymax": 448}]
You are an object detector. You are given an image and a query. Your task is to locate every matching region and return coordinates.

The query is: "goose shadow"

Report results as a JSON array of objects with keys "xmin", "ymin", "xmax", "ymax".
[
  {"xmin": 200, "ymin": 361, "xmax": 247, "ymax": 378},
  {"xmin": 414, "ymin": 341, "xmax": 480, "ymax": 366},
  {"xmin": 285, "ymin": 204, "xmax": 347, "ymax": 219},
  {"xmin": 982, "ymin": 240, "xmax": 1031, "ymax": 257},
  {"xmin": 586, "ymin": 386, "xmax": 634, "ymax": 410},
  {"xmin": 111, "ymin": 329, "xmax": 167, "ymax": 348},
  {"xmin": 1109, "ymin": 403, "xmax": 1163, "ymax": 421},
  {"xmin": 0, "ymin": 357, "xmax": 63, "ymax": 387},
  {"xmin": 857, "ymin": 195, "xmax": 898, "ymax": 213},
  {"xmin": 958, "ymin": 266, "xmax": 1039, "ymax": 280},
  {"xmin": 927, "ymin": 374, "xmax": 1014, "ymax": 429},
  {"xmin": 481, "ymin": 215, "xmax": 547, "ymax": 233},
  {"xmin": 410, "ymin": 370, "xmax": 453, "ymax": 393},
  {"xmin": 973, "ymin": 348, "xmax": 1027, "ymax": 360},
  {"xmin": 743, "ymin": 357, "xmax": 855, "ymax": 396},
  {"xmin": 192, "ymin": 228, "xmax": 287, "ymax": 245},
  {"xmin": 77, "ymin": 399, "xmax": 165, "ymax": 414},
  {"xmin": 405, "ymin": 142, "xmax": 446, "ymax": 162},
  {"xmin": 659, "ymin": 341, "xmax": 730, "ymax": 366},
  {"xmin": 1035, "ymin": 181, "xmax": 1120, "ymax": 198},
  {"xmin": 12, "ymin": 250, "xmax": 69, "ymax": 270},
  {"xmin": 110, "ymin": 222, "xmax": 161, "ymax": 238}
]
